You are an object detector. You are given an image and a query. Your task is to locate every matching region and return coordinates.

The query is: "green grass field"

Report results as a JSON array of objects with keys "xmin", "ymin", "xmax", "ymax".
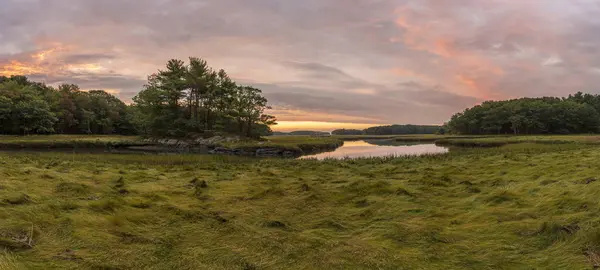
[
  {"xmin": 2, "ymin": 138, "xmax": 600, "ymax": 269},
  {"xmin": 0, "ymin": 135, "xmax": 142, "ymax": 143},
  {"xmin": 0, "ymin": 135, "xmax": 145, "ymax": 149},
  {"xmin": 436, "ymin": 135, "xmax": 600, "ymax": 147}
]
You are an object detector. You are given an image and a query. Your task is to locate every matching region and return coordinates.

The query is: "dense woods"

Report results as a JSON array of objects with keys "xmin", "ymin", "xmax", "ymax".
[
  {"xmin": 0, "ymin": 76, "xmax": 135, "ymax": 135},
  {"xmin": 447, "ymin": 93, "xmax": 600, "ymax": 135},
  {"xmin": 330, "ymin": 129, "xmax": 364, "ymax": 135},
  {"xmin": 0, "ymin": 58, "xmax": 276, "ymax": 137}
]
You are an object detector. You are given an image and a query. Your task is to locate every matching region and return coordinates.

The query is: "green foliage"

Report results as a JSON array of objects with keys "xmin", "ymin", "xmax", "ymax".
[
  {"xmin": 447, "ymin": 93, "xmax": 600, "ymax": 135},
  {"xmin": 331, "ymin": 129, "xmax": 364, "ymax": 135},
  {"xmin": 0, "ymin": 76, "xmax": 134, "ymax": 135},
  {"xmin": 132, "ymin": 57, "xmax": 276, "ymax": 138},
  {"xmin": 1, "ymin": 60, "xmax": 276, "ymax": 139}
]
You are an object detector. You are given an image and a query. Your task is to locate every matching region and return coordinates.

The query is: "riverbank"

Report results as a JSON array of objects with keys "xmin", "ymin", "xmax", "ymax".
[
  {"xmin": 0, "ymin": 135, "xmax": 345, "ymax": 157},
  {"xmin": 4, "ymin": 134, "xmax": 600, "ymax": 158},
  {"xmin": 435, "ymin": 135, "xmax": 600, "ymax": 147},
  {"xmin": 219, "ymin": 136, "xmax": 344, "ymax": 157},
  {"xmin": 2, "ymin": 143, "xmax": 600, "ymax": 269},
  {"xmin": 0, "ymin": 135, "xmax": 150, "ymax": 150}
]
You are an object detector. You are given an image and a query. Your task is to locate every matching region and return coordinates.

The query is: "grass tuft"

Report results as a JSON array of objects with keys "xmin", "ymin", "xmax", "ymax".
[{"xmin": 2, "ymin": 194, "xmax": 31, "ymax": 205}]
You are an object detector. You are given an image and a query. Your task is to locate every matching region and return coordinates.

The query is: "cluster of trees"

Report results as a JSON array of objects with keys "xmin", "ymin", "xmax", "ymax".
[
  {"xmin": 446, "ymin": 92, "xmax": 600, "ymax": 134},
  {"xmin": 0, "ymin": 57, "xmax": 277, "ymax": 138},
  {"xmin": 331, "ymin": 125, "xmax": 442, "ymax": 135},
  {"xmin": 0, "ymin": 76, "xmax": 134, "ymax": 135},
  {"xmin": 132, "ymin": 58, "xmax": 276, "ymax": 137},
  {"xmin": 331, "ymin": 129, "xmax": 363, "ymax": 135}
]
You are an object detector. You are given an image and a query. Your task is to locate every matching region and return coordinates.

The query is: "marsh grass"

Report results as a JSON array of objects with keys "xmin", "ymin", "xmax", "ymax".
[
  {"xmin": 436, "ymin": 135, "xmax": 600, "ymax": 148},
  {"xmin": 0, "ymin": 135, "xmax": 146, "ymax": 150},
  {"xmin": 2, "ymin": 140, "xmax": 600, "ymax": 268}
]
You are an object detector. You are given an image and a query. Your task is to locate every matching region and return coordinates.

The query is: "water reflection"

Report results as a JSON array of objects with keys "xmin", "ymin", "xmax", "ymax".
[{"xmin": 299, "ymin": 140, "xmax": 448, "ymax": 160}]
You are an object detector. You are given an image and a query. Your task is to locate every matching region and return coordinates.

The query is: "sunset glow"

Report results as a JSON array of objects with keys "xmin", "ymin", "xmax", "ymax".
[
  {"xmin": 1, "ymin": 0, "xmax": 598, "ymax": 130},
  {"xmin": 274, "ymin": 121, "xmax": 376, "ymax": 132}
]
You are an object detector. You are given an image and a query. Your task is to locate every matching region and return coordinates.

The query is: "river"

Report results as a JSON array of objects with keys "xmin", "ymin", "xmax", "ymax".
[{"xmin": 299, "ymin": 140, "xmax": 449, "ymax": 160}]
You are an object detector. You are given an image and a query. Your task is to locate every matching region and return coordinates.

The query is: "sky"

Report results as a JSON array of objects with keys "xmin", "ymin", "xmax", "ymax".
[{"xmin": 2, "ymin": 0, "xmax": 600, "ymax": 131}]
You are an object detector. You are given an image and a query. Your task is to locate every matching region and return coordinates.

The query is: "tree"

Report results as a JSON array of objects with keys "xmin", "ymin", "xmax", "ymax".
[
  {"xmin": 232, "ymin": 86, "xmax": 273, "ymax": 137},
  {"xmin": 131, "ymin": 58, "xmax": 277, "ymax": 138},
  {"xmin": 0, "ymin": 80, "xmax": 57, "ymax": 134}
]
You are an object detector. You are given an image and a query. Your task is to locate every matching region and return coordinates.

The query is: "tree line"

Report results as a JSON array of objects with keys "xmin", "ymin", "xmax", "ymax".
[
  {"xmin": 446, "ymin": 92, "xmax": 600, "ymax": 135},
  {"xmin": 0, "ymin": 58, "xmax": 276, "ymax": 137},
  {"xmin": 0, "ymin": 76, "xmax": 135, "ymax": 135},
  {"xmin": 332, "ymin": 125, "xmax": 442, "ymax": 135},
  {"xmin": 273, "ymin": 131, "xmax": 330, "ymax": 136}
]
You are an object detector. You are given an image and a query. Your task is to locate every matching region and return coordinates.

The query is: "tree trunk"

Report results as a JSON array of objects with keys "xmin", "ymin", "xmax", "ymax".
[
  {"xmin": 205, "ymin": 109, "xmax": 210, "ymax": 130},
  {"xmin": 246, "ymin": 120, "xmax": 252, "ymax": 137},
  {"xmin": 238, "ymin": 118, "xmax": 244, "ymax": 134}
]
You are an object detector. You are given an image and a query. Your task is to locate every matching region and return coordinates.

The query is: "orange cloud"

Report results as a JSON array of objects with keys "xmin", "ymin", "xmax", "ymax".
[
  {"xmin": 351, "ymin": 88, "xmax": 377, "ymax": 95},
  {"xmin": 1, "ymin": 44, "xmax": 66, "ymax": 77},
  {"xmin": 268, "ymin": 107, "xmax": 382, "ymax": 124},
  {"xmin": 393, "ymin": 6, "xmax": 506, "ymax": 100},
  {"xmin": 67, "ymin": 63, "xmax": 104, "ymax": 73},
  {"xmin": 456, "ymin": 74, "xmax": 477, "ymax": 91},
  {"xmin": 434, "ymin": 39, "xmax": 454, "ymax": 58},
  {"xmin": 456, "ymin": 74, "xmax": 504, "ymax": 100},
  {"xmin": 0, "ymin": 60, "xmax": 47, "ymax": 77},
  {"xmin": 1, "ymin": 43, "xmax": 109, "ymax": 79},
  {"xmin": 31, "ymin": 47, "xmax": 62, "ymax": 61},
  {"xmin": 389, "ymin": 68, "xmax": 425, "ymax": 79}
]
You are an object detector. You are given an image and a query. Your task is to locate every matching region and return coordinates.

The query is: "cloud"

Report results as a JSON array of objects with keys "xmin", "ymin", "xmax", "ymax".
[{"xmin": 2, "ymin": 0, "xmax": 600, "ymax": 127}]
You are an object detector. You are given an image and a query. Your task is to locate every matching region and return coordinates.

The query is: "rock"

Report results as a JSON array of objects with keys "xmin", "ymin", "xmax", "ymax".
[
  {"xmin": 210, "ymin": 147, "xmax": 235, "ymax": 155},
  {"xmin": 178, "ymin": 141, "xmax": 189, "ymax": 147},
  {"xmin": 205, "ymin": 136, "xmax": 222, "ymax": 145},
  {"xmin": 282, "ymin": 151, "xmax": 296, "ymax": 158},
  {"xmin": 224, "ymin": 136, "xmax": 240, "ymax": 143},
  {"xmin": 256, "ymin": 148, "xmax": 281, "ymax": 157}
]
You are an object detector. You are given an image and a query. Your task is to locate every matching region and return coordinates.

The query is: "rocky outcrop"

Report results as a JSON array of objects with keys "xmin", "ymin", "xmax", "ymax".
[
  {"xmin": 145, "ymin": 136, "xmax": 242, "ymax": 147},
  {"xmin": 256, "ymin": 148, "xmax": 296, "ymax": 158}
]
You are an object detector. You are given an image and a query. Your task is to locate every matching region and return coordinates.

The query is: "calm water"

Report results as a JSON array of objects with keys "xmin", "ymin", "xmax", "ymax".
[{"xmin": 300, "ymin": 140, "xmax": 449, "ymax": 160}]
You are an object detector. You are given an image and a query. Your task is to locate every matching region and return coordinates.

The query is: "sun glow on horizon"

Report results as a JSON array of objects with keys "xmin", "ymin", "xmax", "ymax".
[{"xmin": 273, "ymin": 121, "xmax": 378, "ymax": 132}]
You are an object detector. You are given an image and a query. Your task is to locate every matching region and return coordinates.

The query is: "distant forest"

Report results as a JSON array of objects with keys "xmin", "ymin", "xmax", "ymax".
[
  {"xmin": 0, "ymin": 58, "xmax": 275, "ymax": 137},
  {"xmin": 331, "ymin": 125, "xmax": 442, "ymax": 135},
  {"xmin": 273, "ymin": 131, "xmax": 330, "ymax": 136},
  {"xmin": 447, "ymin": 93, "xmax": 600, "ymax": 135}
]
